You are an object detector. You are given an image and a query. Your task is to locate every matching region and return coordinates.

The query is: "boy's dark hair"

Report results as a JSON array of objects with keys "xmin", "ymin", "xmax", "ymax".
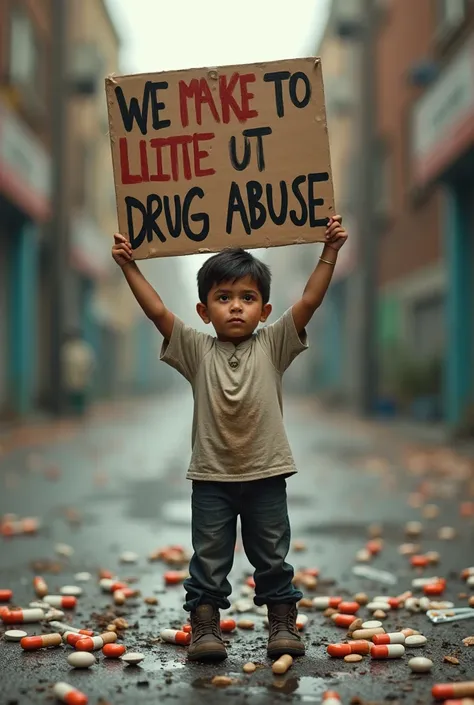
[{"xmin": 197, "ymin": 248, "xmax": 271, "ymax": 305}]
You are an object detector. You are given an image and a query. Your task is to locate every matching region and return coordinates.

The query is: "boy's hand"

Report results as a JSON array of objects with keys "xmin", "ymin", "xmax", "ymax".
[
  {"xmin": 112, "ymin": 233, "xmax": 133, "ymax": 267},
  {"xmin": 325, "ymin": 215, "xmax": 348, "ymax": 251}
]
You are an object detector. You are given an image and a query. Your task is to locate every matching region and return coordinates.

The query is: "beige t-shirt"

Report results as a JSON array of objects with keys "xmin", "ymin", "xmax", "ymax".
[{"xmin": 160, "ymin": 308, "xmax": 308, "ymax": 482}]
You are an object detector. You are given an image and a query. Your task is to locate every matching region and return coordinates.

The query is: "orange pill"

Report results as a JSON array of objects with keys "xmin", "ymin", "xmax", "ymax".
[
  {"xmin": 0, "ymin": 589, "xmax": 13, "ymax": 602},
  {"xmin": 182, "ymin": 624, "xmax": 192, "ymax": 633},
  {"xmin": 103, "ymin": 643, "xmax": 126, "ymax": 658},
  {"xmin": 432, "ymin": 683, "xmax": 474, "ymax": 699},
  {"xmin": 331, "ymin": 613, "xmax": 357, "ymax": 628},
  {"xmin": 33, "ymin": 576, "xmax": 48, "ymax": 598},
  {"xmin": 366, "ymin": 540, "xmax": 383, "ymax": 555},
  {"xmin": 410, "ymin": 555, "xmax": 429, "ymax": 568},
  {"xmin": 220, "ymin": 619, "xmax": 236, "ymax": 632},
  {"xmin": 338, "ymin": 602, "xmax": 360, "ymax": 615},
  {"xmin": 303, "ymin": 568, "xmax": 320, "ymax": 577},
  {"xmin": 164, "ymin": 571, "xmax": 187, "ymax": 585},
  {"xmin": 327, "ymin": 643, "xmax": 351, "ymax": 658},
  {"xmin": 21, "ymin": 633, "xmax": 62, "ymax": 650},
  {"xmin": 110, "ymin": 581, "xmax": 128, "ymax": 592},
  {"xmin": 350, "ymin": 640, "xmax": 372, "ymax": 655},
  {"xmin": 246, "ymin": 577, "xmax": 256, "ymax": 588},
  {"xmin": 98, "ymin": 569, "xmax": 114, "ymax": 580},
  {"xmin": 424, "ymin": 582, "xmax": 445, "ymax": 596}
]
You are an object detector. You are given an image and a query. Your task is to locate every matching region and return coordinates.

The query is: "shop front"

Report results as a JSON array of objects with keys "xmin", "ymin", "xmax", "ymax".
[{"xmin": 412, "ymin": 36, "xmax": 474, "ymax": 430}]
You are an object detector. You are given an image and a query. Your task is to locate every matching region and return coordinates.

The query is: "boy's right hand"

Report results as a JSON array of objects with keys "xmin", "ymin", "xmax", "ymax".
[{"xmin": 112, "ymin": 233, "xmax": 133, "ymax": 268}]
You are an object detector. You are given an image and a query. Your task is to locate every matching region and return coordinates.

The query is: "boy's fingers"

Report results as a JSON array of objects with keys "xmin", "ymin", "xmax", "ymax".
[{"xmin": 114, "ymin": 233, "xmax": 127, "ymax": 244}]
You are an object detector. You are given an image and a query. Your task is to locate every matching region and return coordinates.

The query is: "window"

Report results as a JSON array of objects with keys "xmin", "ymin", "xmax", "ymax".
[
  {"xmin": 8, "ymin": 5, "xmax": 45, "ymax": 109},
  {"xmin": 436, "ymin": 0, "xmax": 467, "ymax": 35}
]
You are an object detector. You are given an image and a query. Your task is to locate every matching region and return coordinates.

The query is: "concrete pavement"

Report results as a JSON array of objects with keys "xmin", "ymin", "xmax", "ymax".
[{"xmin": 0, "ymin": 394, "xmax": 474, "ymax": 704}]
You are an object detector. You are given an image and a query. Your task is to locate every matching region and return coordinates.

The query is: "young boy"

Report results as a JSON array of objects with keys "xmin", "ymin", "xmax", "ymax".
[{"xmin": 112, "ymin": 216, "xmax": 348, "ymax": 662}]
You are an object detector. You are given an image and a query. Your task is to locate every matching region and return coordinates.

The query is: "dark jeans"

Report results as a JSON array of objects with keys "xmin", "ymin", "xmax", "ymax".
[{"xmin": 184, "ymin": 475, "xmax": 303, "ymax": 612}]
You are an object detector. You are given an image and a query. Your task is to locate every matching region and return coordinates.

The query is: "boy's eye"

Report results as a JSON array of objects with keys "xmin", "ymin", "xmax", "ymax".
[
  {"xmin": 219, "ymin": 295, "xmax": 229, "ymax": 302},
  {"xmin": 243, "ymin": 294, "xmax": 254, "ymax": 302}
]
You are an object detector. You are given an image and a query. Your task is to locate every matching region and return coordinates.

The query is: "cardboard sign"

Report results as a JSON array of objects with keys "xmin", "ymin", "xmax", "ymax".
[{"xmin": 105, "ymin": 58, "xmax": 334, "ymax": 260}]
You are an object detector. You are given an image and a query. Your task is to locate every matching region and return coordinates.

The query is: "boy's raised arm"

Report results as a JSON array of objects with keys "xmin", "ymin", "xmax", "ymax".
[
  {"xmin": 112, "ymin": 233, "xmax": 175, "ymax": 340},
  {"xmin": 291, "ymin": 215, "xmax": 348, "ymax": 335}
]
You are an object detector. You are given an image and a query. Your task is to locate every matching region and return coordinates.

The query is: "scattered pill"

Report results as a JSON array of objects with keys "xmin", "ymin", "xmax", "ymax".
[
  {"xmin": 405, "ymin": 521, "xmax": 423, "ymax": 537},
  {"xmin": 164, "ymin": 570, "xmax": 187, "ymax": 585},
  {"xmin": 120, "ymin": 551, "xmax": 139, "ymax": 563},
  {"xmin": 220, "ymin": 619, "xmax": 236, "ymax": 632},
  {"xmin": 373, "ymin": 632, "xmax": 406, "ymax": 645},
  {"xmin": 354, "ymin": 592, "xmax": 369, "ymax": 605},
  {"xmin": 373, "ymin": 609, "xmax": 387, "ymax": 619},
  {"xmin": 348, "ymin": 618, "xmax": 363, "ymax": 634},
  {"xmin": 323, "ymin": 691, "xmax": 342, "ymax": 705},
  {"xmin": 272, "ymin": 654, "xmax": 293, "ymax": 674},
  {"xmin": 53, "ymin": 682, "xmax": 88, "ymax": 705},
  {"xmin": 160, "ymin": 629, "xmax": 191, "ymax": 645},
  {"xmin": 120, "ymin": 651, "xmax": 145, "ymax": 665},
  {"xmin": 243, "ymin": 662, "xmax": 257, "ymax": 673},
  {"xmin": 55, "ymin": 544, "xmax": 74, "ymax": 558},
  {"xmin": 113, "ymin": 590, "xmax": 126, "ymax": 605},
  {"xmin": 21, "ymin": 633, "xmax": 62, "ymax": 650},
  {"xmin": 424, "ymin": 582, "xmax": 445, "ymax": 596},
  {"xmin": 371, "ymin": 644, "xmax": 405, "ymax": 659},
  {"xmin": 33, "ymin": 577, "xmax": 48, "ymax": 597},
  {"xmin": 438, "ymin": 526, "xmax": 456, "ymax": 540},
  {"xmin": 401, "ymin": 628, "xmax": 419, "ymax": 637},
  {"xmin": 76, "ymin": 632, "xmax": 117, "ymax": 651},
  {"xmin": 212, "ymin": 675, "xmax": 233, "ymax": 686},
  {"xmin": 237, "ymin": 619, "xmax": 255, "ymax": 629},
  {"xmin": 352, "ymin": 628, "xmax": 385, "ymax": 640},
  {"xmin": 4, "ymin": 630, "xmax": 27, "ymax": 641},
  {"xmin": 0, "ymin": 589, "xmax": 13, "ymax": 602},
  {"xmin": 344, "ymin": 653, "xmax": 363, "ymax": 662},
  {"xmin": 102, "ymin": 643, "xmax": 126, "ymax": 658},
  {"xmin": 412, "ymin": 576, "xmax": 442, "ymax": 588},
  {"xmin": 44, "ymin": 596, "xmax": 77, "ymax": 609},
  {"xmin": 408, "ymin": 656, "xmax": 433, "ymax": 673},
  {"xmin": 313, "ymin": 597, "xmax": 342, "ymax": 610},
  {"xmin": 296, "ymin": 614, "xmax": 308, "ymax": 630},
  {"xmin": 1, "ymin": 608, "xmax": 45, "ymax": 624},
  {"xmin": 410, "ymin": 555, "xmax": 430, "ymax": 568},
  {"xmin": 367, "ymin": 601, "xmax": 391, "ymax": 612},
  {"xmin": 74, "ymin": 572, "xmax": 91, "ymax": 582},
  {"xmin": 60, "ymin": 586, "xmax": 82, "ymax": 597},
  {"xmin": 332, "ymin": 613, "xmax": 358, "ymax": 628},
  {"xmin": 327, "ymin": 640, "xmax": 371, "ymax": 658},
  {"xmin": 67, "ymin": 651, "xmax": 96, "ymax": 668},
  {"xmin": 432, "ymin": 682, "xmax": 474, "ymax": 699},
  {"xmin": 405, "ymin": 634, "xmax": 427, "ymax": 647},
  {"xmin": 44, "ymin": 609, "xmax": 65, "ymax": 621},
  {"xmin": 338, "ymin": 601, "xmax": 360, "ymax": 615},
  {"xmin": 362, "ymin": 620, "xmax": 382, "ymax": 629}
]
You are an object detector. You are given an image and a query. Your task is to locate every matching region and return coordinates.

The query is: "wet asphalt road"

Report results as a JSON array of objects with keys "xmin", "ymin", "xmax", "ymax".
[{"xmin": 1, "ymin": 393, "xmax": 474, "ymax": 705}]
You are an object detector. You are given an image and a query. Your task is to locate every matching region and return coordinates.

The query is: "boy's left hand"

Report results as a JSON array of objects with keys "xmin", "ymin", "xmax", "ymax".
[{"xmin": 325, "ymin": 215, "xmax": 348, "ymax": 251}]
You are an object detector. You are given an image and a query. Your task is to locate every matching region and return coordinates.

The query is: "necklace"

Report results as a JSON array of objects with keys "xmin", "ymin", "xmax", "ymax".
[{"xmin": 228, "ymin": 350, "xmax": 240, "ymax": 369}]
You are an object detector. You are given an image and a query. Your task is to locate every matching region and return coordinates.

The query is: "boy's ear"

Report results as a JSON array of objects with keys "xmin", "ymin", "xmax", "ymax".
[
  {"xmin": 260, "ymin": 303, "xmax": 272, "ymax": 323},
  {"xmin": 196, "ymin": 302, "xmax": 211, "ymax": 324}
]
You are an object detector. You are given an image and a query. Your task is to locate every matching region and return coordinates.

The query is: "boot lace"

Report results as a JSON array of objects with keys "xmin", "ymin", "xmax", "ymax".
[
  {"xmin": 269, "ymin": 605, "xmax": 299, "ymax": 639},
  {"xmin": 192, "ymin": 610, "xmax": 221, "ymax": 641}
]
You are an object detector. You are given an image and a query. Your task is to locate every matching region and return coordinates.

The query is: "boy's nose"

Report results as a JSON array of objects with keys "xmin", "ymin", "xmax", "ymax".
[{"xmin": 230, "ymin": 300, "xmax": 242, "ymax": 311}]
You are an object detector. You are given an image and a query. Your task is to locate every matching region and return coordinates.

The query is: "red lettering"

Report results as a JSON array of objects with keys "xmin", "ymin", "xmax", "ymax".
[
  {"xmin": 166, "ymin": 135, "xmax": 193, "ymax": 181},
  {"xmin": 119, "ymin": 137, "xmax": 142, "ymax": 184},
  {"xmin": 240, "ymin": 73, "xmax": 258, "ymax": 120},
  {"xmin": 193, "ymin": 133, "xmax": 215, "ymax": 177},
  {"xmin": 179, "ymin": 78, "xmax": 220, "ymax": 127},
  {"xmin": 149, "ymin": 139, "xmax": 170, "ymax": 182},
  {"xmin": 219, "ymin": 72, "xmax": 241, "ymax": 124}
]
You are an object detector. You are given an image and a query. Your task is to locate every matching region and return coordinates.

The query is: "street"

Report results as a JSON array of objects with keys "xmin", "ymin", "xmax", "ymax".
[{"xmin": 1, "ymin": 393, "xmax": 474, "ymax": 705}]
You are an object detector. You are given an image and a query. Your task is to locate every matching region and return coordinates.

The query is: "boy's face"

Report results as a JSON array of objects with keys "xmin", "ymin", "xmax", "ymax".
[{"xmin": 196, "ymin": 275, "xmax": 272, "ymax": 342}]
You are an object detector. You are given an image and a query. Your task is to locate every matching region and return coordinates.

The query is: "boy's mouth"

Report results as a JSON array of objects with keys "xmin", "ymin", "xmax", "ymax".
[{"xmin": 228, "ymin": 318, "xmax": 245, "ymax": 324}]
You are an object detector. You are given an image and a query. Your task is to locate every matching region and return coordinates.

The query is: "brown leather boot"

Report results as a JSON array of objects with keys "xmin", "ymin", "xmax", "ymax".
[
  {"xmin": 187, "ymin": 603, "xmax": 227, "ymax": 661},
  {"xmin": 267, "ymin": 603, "xmax": 305, "ymax": 658}
]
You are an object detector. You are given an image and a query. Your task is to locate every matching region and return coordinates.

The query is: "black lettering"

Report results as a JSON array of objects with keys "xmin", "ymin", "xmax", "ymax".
[
  {"xmin": 289, "ymin": 72, "xmax": 311, "ymax": 108},
  {"xmin": 308, "ymin": 172, "xmax": 329, "ymax": 227},
  {"xmin": 229, "ymin": 135, "xmax": 251, "ymax": 171},
  {"xmin": 289, "ymin": 175, "xmax": 308, "ymax": 226},
  {"xmin": 150, "ymin": 81, "xmax": 171, "ymax": 131},
  {"xmin": 163, "ymin": 195, "xmax": 182, "ymax": 238},
  {"xmin": 183, "ymin": 187, "xmax": 209, "ymax": 241},
  {"xmin": 242, "ymin": 127, "xmax": 272, "ymax": 171},
  {"xmin": 246, "ymin": 181, "xmax": 266, "ymax": 230},
  {"xmin": 263, "ymin": 71, "xmax": 290, "ymax": 118},
  {"xmin": 146, "ymin": 194, "xmax": 166, "ymax": 242},
  {"xmin": 226, "ymin": 182, "xmax": 251, "ymax": 235},
  {"xmin": 266, "ymin": 181, "xmax": 288, "ymax": 225},
  {"xmin": 126, "ymin": 196, "xmax": 147, "ymax": 248}
]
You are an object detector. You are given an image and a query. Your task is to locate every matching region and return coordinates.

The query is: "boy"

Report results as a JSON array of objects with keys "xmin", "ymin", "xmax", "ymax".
[{"xmin": 112, "ymin": 216, "xmax": 348, "ymax": 662}]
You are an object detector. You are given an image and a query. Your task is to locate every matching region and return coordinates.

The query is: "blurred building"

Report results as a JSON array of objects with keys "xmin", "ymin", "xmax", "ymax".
[{"xmin": 0, "ymin": 0, "xmax": 53, "ymax": 418}]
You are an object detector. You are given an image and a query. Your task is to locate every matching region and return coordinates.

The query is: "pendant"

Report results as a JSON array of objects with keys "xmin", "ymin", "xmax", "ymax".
[{"xmin": 228, "ymin": 352, "xmax": 239, "ymax": 369}]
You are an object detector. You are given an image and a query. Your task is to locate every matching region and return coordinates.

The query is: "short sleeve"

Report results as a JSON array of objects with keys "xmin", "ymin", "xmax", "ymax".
[
  {"xmin": 160, "ymin": 317, "xmax": 213, "ymax": 382},
  {"xmin": 257, "ymin": 308, "xmax": 308, "ymax": 374}
]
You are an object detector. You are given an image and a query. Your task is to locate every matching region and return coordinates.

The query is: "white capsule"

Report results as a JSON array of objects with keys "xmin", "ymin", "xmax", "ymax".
[
  {"xmin": 468, "ymin": 575, "xmax": 474, "ymax": 588},
  {"xmin": 367, "ymin": 601, "xmax": 391, "ymax": 612},
  {"xmin": 5, "ymin": 629, "xmax": 27, "ymax": 641},
  {"xmin": 419, "ymin": 597, "xmax": 431, "ymax": 612},
  {"xmin": 44, "ymin": 609, "xmax": 65, "ymax": 621},
  {"xmin": 430, "ymin": 601, "xmax": 454, "ymax": 609},
  {"xmin": 405, "ymin": 634, "xmax": 427, "ymax": 647},
  {"xmin": 233, "ymin": 598, "xmax": 254, "ymax": 613},
  {"xmin": 74, "ymin": 572, "xmax": 91, "ymax": 582},
  {"xmin": 296, "ymin": 614, "xmax": 308, "ymax": 630},
  {"xmin": 60, "ymin": 585, "xmax": 82, "ymax": 597},
  {"xmin": 67, "ymin": 651, "xmax": 96, "ymax": 668},
  {"xmin": 120, "ymin": 551, "xmax": 138, "ymax": 564},
  {"xmin": 362, "ymin": 620, "xmax": 383, "ymax": 629},
  {"xmin": 29, "ymin": 601, "xmax": 49, "ymax": 609},
  {"xmin": 49, "ymin": 621, "xmax": 80, "ymax": 634},
  {"xmin": 372, "ymin": 644, "xmax": 405, "ymax": 659},
  {"xmin": 412, "ymin": 576, "xmax": 440, "ymax": 588},
  {"xmin": 240, "ymin": 585, "xmax": 254, "ymax": 596},
  {"xmin": 99, "ymin": 578, "xmax": 115, "ymax": 592},
  {"xmin": 405, "ymin": 598, "xmax": 421, "ymax": 613},
  {"xmin": 408, "ymin": 656, "xmax": 433, "ymax": 673},
  {"xmin": 120, "ymin": 651, "xmax": 145, "ymax": 665},
  {"xmin": 55, "ymin": 543, "xmax": 74, "ymax": 557}
]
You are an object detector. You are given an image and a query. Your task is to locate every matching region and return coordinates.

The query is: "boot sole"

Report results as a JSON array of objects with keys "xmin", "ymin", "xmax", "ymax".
[
  {"xmin": 187, "ymin": 649, "xmax": 228, "ymax": 662},
  {"xmin": 267, "ymin": 644, "xmax": 305, "ymax": 659}
]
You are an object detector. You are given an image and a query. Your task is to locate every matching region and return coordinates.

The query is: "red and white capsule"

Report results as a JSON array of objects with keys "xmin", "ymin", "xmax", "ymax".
[
  {"xmin": 0, "ymin": 589, "xmax": 13, "ymax": 602},
  {"xmin": 44, "ymin": 595, "xmax": 77, "ymax": 609},
  {"xmin": 53, "ymin": 682, "xmax": 88, "ymax": 705},
  {"xmin": 371, "ymin": 644, "xmax": 405, "ymax": 659},
  {"xmin": 296, "ymin": 614, "xmax": 308, "ymax": 630},
  {"xmin": 373, "ymin": 632, "xmax": 406, "ymax": 645},
  {"xmin": 327, "ymin": 640, "xmax": 372, "ymax": 657},
  {"xmin": 313, "ymin": 596, "xmax": 342, "ymax": 610},
  {"xmin": 322, "ymin": 692, "xmax": 342, "ymax": 705},
  {"xmin": 75, "ymin": 631, "xmax": 117, "ymax": 651},
  {"xmin": 33, "ymin": 576, "xmax": 48, "ymax": 598},
  {"xmin": 21, "ymin": 633, "xmax": 62, "ymax": 650},
  {"xmin": 331, "ymin": 613, "xmax": 358, "ymax": 628},
  {"xmin": 160, "ymin": 629, "xmax": 191, "ymax": 645},
  {"xmin": 1, "ymin": 608, "xmax": 45, "ymax": 624}
]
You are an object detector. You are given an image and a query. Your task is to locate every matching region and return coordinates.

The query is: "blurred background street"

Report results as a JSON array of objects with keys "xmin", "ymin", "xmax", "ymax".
[{"xmin": 1, "ymin": 0, "xmax": 474, "ymax": 703}]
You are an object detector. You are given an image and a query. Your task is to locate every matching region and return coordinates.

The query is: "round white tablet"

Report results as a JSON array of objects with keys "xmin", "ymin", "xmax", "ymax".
[
  {"xmin": 5, "ymin": 630, "xmax": 27, "ymax": 642},
  {"xmin": 408, "ymin": 657, "xmax": 433, "ymax": 673},
  {"xmin": 60, "ymin": 585, "xmax": 83, "ymax": 596},
  {"xmin": 120, "ymin": 551, "xmax": 138, "ymax": 564},
  {"xmin": 67, "ymin": 651, "xmax": 96, "ymax": 668},
  {"xmin": 361, "ymin": 620, "xmax": 383, "ymax": 629},
  {"xmin": 74, "ymin": 572, "xmax": 91, "ymax": 582},
  {"xmin": 405, "ymin": 635, "xmax": 428, "ymax": 647},
  {"xmin": 120, "ymin": 652, "xmax": 145, "ymax": 665}
]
